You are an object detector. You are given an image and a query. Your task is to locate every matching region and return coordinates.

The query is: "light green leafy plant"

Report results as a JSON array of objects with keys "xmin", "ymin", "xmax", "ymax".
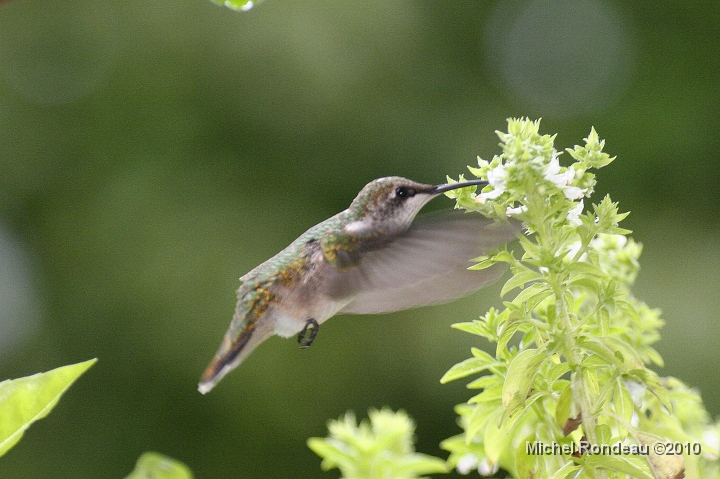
[
  {"xmin": 307, "ymin": 408, "xmax": 448, "ymax": 479},
  {"xmin": 310, "ymin": 119, "xmax": 720, "ymax": 479}
]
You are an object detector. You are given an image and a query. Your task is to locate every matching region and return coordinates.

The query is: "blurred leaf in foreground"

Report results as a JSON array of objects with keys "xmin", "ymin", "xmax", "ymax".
[
  {"xmin": 123, "ymin": 452, "xmax": 193, "ymax": 479},
  {"xmin": 212, "ymin": 0, "xmax": 261, "ymax": 12},
  {"xmin": 0, "ymin": 358, "xmax": 97, "ymax": 457}
]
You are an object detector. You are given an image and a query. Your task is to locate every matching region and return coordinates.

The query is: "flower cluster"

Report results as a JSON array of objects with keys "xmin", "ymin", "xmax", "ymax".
[{"xmin": 445, "ymin": 119, "xmax": 603, "ymax": 235}]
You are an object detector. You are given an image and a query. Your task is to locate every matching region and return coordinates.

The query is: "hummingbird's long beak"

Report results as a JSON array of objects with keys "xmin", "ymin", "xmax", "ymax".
[{"xmin": 431, "ymin": 179, "xmax": 488, "ymax": 195}]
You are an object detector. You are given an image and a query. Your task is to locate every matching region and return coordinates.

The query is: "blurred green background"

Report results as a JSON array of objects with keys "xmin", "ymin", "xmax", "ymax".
[{"xmin": 1, "ymin": 0, "xmax": 718, "ymax": 477}]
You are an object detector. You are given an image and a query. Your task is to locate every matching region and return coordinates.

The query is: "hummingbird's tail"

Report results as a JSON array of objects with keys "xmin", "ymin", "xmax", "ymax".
[
  {"xmin": 198, "ymin": 314, "xmax": 275, "ymax": 394},
  {"xmin": 198, "ymin": 339, "xmax": 243, "ymax": 395}
]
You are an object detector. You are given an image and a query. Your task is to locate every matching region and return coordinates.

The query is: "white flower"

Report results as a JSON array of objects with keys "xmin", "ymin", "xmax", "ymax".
[
  {"xmin": 476, "ymin": 164, "xmax": 507, "ymax": 203},
  {"xmin": 702, "ymin": 429, "xmax": 720, "ymax": 460},
  {"xmin": 478, "ymin": 459, "xmax": 499, "ymax": 476},
  {"xmin": 543, "ymin": 156, "xmax": 560, "ymax": 176},
  {"xmin": 543, "ymin": 157, "xmax": 570, "ymax": 187},
  {"xmin": 506, "ymin": 204, "xmax": 528, "ymax": 216},
  {"xmin": 563, "ymin": 186, "xmax": 585, "ymax": 200},
  {"xmin": 591, "ymin": 234, "xmax": 627, "ymax": 252},
  {"xmin": 488, "ymin": 164, "xmax": 507, "ymax": 189},
  {"xmin": 456, "ymin": 454, "xmax": 479, "ymax": 474},
  {"xmin": 544, "ymin": 158, "xmax": 587, "ymax": 199},
  {"xmin": 567, "ymin": 200, "xmax": 584, "ymax": 225},
  {"xmin": 476, "ymin": 187, "xmax": 504, "ymax": 203}
]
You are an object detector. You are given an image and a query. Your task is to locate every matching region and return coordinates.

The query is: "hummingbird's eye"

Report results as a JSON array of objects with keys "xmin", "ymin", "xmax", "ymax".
[{"xmin": 396, "ymin": 186, "xmax": 416, "ymax": 198}]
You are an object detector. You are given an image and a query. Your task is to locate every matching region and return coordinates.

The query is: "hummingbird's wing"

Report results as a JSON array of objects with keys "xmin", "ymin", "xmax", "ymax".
[{"xmin": 332, "ymin": 212, "xmax": 519, "ymax": 314}]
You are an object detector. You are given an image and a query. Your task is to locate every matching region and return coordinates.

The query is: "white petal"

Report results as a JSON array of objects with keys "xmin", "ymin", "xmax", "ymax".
[
  {"xmin": 506, "ymin": 205, "xmax": 528, "ymax": 216},
  {"xmin": 487, "ymin": 165, "xmax": 507, "ymax": 189},
  {"xmin": 567, "ymin": 200, "xmax": 584, "ymax": 225},
  {"xmin": 478, "ymin": 459, "xmax": 499, "ymax": 476},
  {"xmin": 543, "ymin": 157, "xmax": 565, "ymax": 186},
  {"xmin": 478, "ymin": 188, "xmax": 504, "ymax": 202},
  {"xmin": 456, "ymin": 454, "xmax": 479, "ymax": 474},
  {"xmin": 546, "ymin": 173, "xmax": 566, "ymax": 188},
  {"xmin": 563, "ymin": 186, "xmax": 586, "ymax": 200},
  {"xmin": 702, "ymin": 430, "xmax": 719, "ymax": 460},
  {"xmin": 544, "ymin": 157, "xmax": 561, "ymax": 177}
]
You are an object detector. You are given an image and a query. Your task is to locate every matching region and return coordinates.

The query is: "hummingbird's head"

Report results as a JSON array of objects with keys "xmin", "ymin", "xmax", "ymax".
[{"xmin": 345, "ymin": 176, "xmax": 487, "ymax": 235}]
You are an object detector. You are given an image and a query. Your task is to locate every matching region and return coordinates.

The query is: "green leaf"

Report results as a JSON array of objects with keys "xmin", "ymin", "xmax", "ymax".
[
  {"xmin": 510, "ymin": 283, "xmax": 552, "ymax": 308},
  {"xmin": 580, "ymin": 337, "xmax": 641, "ymax": 372},
  {"xmin": 393, "ymin": 454, "xmax": 448, "ymax": 476},
  {"xmin": 549, "ymin": 462, "xmax": 582, "ymax": 479},
  {"xmin": 582, "ymin": 454, "xmax": 654, "ymax": 479},
  {"xmin": 514, "ymin": 434, "xmax": 537, "ymax": 479},
  {"xmin": 613, "ymin": 379, "xmax": 635, "ymax": 433},
  {"xmin": 566, "ymin": 274, "xmax": 604, "ymax": 290},
  {"xmin": 501, "ymin": 269, "xmax": 541, "ymax": 297},
  {"xmin": 500, "ymin": 389, "xmax": 542, "ymax": 430},
  {"xmin": 467, "ymin": 406, "xmax": 501, "ymax": 445},
  {"xmin": 124, "ymin": 452, "xmax": 193, "ymax": 479},
  {"xmin": 440, "ymin": 351, "xmax": 496, "ymax": 384},
  {"xmin": 307, "ymin": 437, "xmax": 351, "ymax": 471},
  {"xmin": 643, "ymin": 347, "xmax": 665, "ymax": 368},
  {"xmin": 0, "ymin": 358, "xmax": 97, "ymax": 457},
  {"xmin": 595, "ymin": 423, "xmax": 612, "ymax": 444},
  {"xmin": 502, "ymin": 347, "xmax": 546, "ymax": 410},
  {"xmin": 468, "ymin": 258, "xmax": 497, "ymax": 271},
  {"xmin": 491, "ymin": 250, "xmax": 516, "ymax": 264},
  {"xmin": 496, "ymin": 318, "xmax": 523, "ymax": 356},
  {"xmin": 600, "ymin": 336, "xmax": 645, "ymax": 371},
  {"xmin": 517, "ymin": 234, "xmax": 541, "ymax": 259},
  {"xmin": 466, "ymin": 375, "xmax": 500, "ymax": 390},
  {"xmin": 554, "ymin": 383, "xmax": 573, "ymax": 430},
  {"xmin": 483, "ymin": 408, "xmax": 512, "ymax": 465},
  {"xmin": 565, "ymin": 261, "xmax": 609, "ymax": 279},
  {"xmin": 451, "ymin": 320, "xmax": 489, "ymax": 337},
  {"xmin": 468, "ymin": 380, "xmax": 504, "ymax": 404}
]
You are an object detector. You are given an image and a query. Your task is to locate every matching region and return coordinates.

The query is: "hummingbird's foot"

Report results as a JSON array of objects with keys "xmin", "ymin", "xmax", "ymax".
[{"xmin": 298, "ymin": 318, "xmax": 319, "ymax": 348}]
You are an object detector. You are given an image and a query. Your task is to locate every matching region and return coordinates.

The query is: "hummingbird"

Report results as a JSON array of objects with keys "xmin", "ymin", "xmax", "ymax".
[{"xmin": 198, "ymin": 176, "xmax": 517, "ymax": 394}]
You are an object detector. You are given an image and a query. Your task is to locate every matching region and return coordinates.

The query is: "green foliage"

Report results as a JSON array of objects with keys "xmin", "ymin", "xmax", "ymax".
[
  {"xmin": 441, "ymin": 118, "xmax": 720, "ymax": 478},
  {"xmin": 123, "ymin": 452, "xmax": 193, "ymax": 479},
  {"xmin": 307, "ymin": 408, "xmax": 448, "ymax": 479},
  {"xmin": 0, "ymin": 358, "xmax": 96, "ymax": 457}
]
